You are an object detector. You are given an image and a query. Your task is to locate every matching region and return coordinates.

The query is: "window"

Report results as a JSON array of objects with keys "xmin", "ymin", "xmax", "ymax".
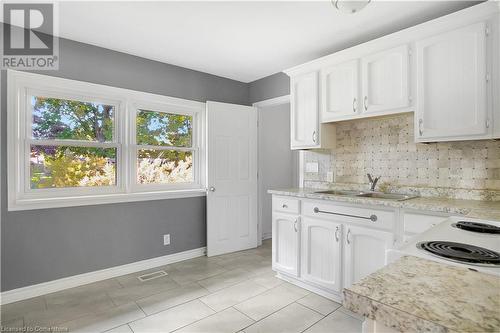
[{"xmin": 8, "ymin": 70, "xmax": 206, "ymax": 210}]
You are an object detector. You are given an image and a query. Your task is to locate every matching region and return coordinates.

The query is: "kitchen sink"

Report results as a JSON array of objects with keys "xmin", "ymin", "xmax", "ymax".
[
  {"xmin": 313, "ymin": 190, "xmax": 417, "ymax": 201},
  {"xmin": 314, "ymin": 190, "xmax": 364, "ymax": 196},
  {"xmin": 356, "ymin": 192, "xmax": 417, "ymax": 201}
]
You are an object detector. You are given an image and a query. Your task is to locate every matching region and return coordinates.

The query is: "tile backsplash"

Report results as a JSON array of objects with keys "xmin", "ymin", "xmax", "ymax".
[{"xmin": 304, "ymin": 113, "xmax": 500, "ymax": 200}]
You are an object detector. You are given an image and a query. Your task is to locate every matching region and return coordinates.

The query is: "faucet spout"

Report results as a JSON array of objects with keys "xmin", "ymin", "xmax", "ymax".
[{"xmin": 367, "ymin": 173, "xmax": 381, "ymax": 191}]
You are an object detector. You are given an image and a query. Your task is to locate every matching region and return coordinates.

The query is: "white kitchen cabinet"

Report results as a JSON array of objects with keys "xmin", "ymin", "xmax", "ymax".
[
  {"xmin": 415, "ymin": 22, "xmax": 490, "ymax": 142},
  {"xmin": 290, "ymin": 71, "xmax": 336, "ymax": 150},
  {"xmin": 301, "ymin": 217, "xmax": 342, "ymax": 292},
  {"xmin": 361, "ymin": 44, "xmax": 410, "ymax": 114},
  {"xmin": 272, "ymin": 213, "xmax": 300, "ymax": 277},
  {"xmin": 344, "ymin": 225, "xmax": 394, "ymax": 288},
  {"xmin": 321, "ymin": 60, "xmax": 360, "ymax": 122}
]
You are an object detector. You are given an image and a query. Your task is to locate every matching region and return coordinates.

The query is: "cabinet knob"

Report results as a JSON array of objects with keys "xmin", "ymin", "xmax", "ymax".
[
  {"xmin": 363, "ymin": 96, "xmax": 368, "ymax": 111},
  {"xmin": 293, "ymin": 220, "xmax": 298, "ymax": 232},
  {"xmin": 209, "ymin": 187, "xmax": 216, "ymax": 192},
  {"xmin": 418, "ymin": 119, "xmax": 424, "ymax": 136},
  {"xmin": 353, "ymin": 98, "xmax": 357, "ymax": 113},
  {"xmin": 335, "ymin": 226, "xmax": 340, "ymax": 242},
  {"xmin": 346, "ymin": 229, "xmax": 351, "ymax": 245},
  {"xmin": 282, "ymin": 204, "xmax": 288, "ymax": 209},
  {"xmin": 312, "ymin": 131, "xmax": 317, "ymax": 143}
]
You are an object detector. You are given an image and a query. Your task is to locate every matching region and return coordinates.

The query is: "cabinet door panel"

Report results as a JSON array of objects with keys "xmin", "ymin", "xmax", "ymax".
[
  {"xmin": 416, "ymin": 22, "xmax": 488, "ymax": 141},
  {"xmin": 301, "ymin": 218, "xmax": 342, "ymax": 292},
  {"xmin": 272, "ymin": 214, "xmax": 300, "ymax": 276},
  {"xmin": 321, "ymin": 60, "xmax": 359, "ymax": 121},
  {"xmin": 291, "ymin": 72, "xmax": 319, "ymax": 149},
  {"xmin": 361, "ymin": 45, "xmax": 410, "ymax": 113},
  {"xmin": 344, "ymin": 225, "xmax": 394, "ymax": 288}
]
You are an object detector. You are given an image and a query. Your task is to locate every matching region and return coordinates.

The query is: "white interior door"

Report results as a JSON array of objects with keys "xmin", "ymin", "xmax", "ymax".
[{"xmin": 207, "ymin": 101, "xmax": 258, "ymax": 257}]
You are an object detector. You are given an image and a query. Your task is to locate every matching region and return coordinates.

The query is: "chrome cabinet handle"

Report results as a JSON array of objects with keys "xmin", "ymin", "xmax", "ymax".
[
  {"xmin": 282, "ymin": 204, "xmax": 288, "ymax": 209},
  {"xmin": 209, "ymin": 187, "xmax": 216, "ymax": 192},
  {"xmin": 347, "ymin": 229, "xmax": 351, "ymax": 245},
  {"xmin": 312, "ymin": 131, "xmax": 317, "ymax": 143},
  {"xmin": 335, "ymin": 226, "xmax": 340, "ymax": 242},
  {"xmin": 418, "ymin": 119, "xmax": 423, "ymax": 136},
  {"xmin": 364, "ymin": 96, "xmax": 368, "ymax": 111},
  {"xmin": 313, "ymin": 207, "xmax": 377, "ymax": 222},
  {"xmin": 353, "ymin": 98, "xmax": 357, "ymax": 113},
  {"xmin": 293, "ymin": 220, "xmax": 298, "ymax": 232}
]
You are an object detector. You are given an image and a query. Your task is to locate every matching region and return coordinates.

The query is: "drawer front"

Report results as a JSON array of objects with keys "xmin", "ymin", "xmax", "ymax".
[
  {"xmin": 302, "ymin": 200, "xmax": 395, "ymax": 230},
  {"xmin": 273, "ymin": 196, "xmax": 300, "ymax": 214},
  {"xmin": 403, "ymin": 212, "xmax": 448, "ymax": 235}
]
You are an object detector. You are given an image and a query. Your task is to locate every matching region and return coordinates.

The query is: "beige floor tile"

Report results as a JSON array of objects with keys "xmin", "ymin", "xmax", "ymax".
[
  {"xmin": 243, "ymin": 303, "xmax": 323, "ymax": 333},
  {"xmin": 24, "ymin": 304, "xmax": 96, "ymax": 327},
  {"xmin": 136, "ymin": 282, "xmax": 210, "ymax": 315},
  {"xmin": 175, "ymin": 307, "xmax": 254, "ymax": 333},
  {"xmin": 108, "ymin": 276, "xmax": 179, "ymax": 306},
  {"xmin": 115, "ymin": 266, "xmax": 175, "ymax": 288},
  {"xmin": 168, "ymin": 265, "xmax": 228, "ymax": 285},
  {"xmin": 199, "ymin": 280, "xmax": 268, "ymax": 312},
  {"xmin": 234, "ymin": 284, "xmax": 309, "ymax": 321},
  {"xmin": 0, "ymin": 317, "xmax": 24, "ymax": 329},
  {"xmin": 338, "ymin": 306, "xmax": 365, "ymax": 321},
  {"xmin": 104, "ymin": 324, "xmax": 134, "ymax": 333},
  {"xmin": 0, "ymin": 297, "xmax": 46, "ymax": 323},
  {"xmin": 198, "ymin": 268, "xmax": 252, "ymax": 292},
  {"xmin": 129, "ymin": 300, "xmax": 214, "ymax": 333},
  {"xmin": 250, "ymin": 271, "xmax": 284, "ymax": 290},
  {"xmin": 303, "ymin": 309, "xmax": 362, "ymax": 333},
  {"xmin": 61, "ymin": 302, "xmax": 145, "ymax": 333},
  {"xmin": 296, "ymin": 293, "xmax": 342, "ymax": 316}
]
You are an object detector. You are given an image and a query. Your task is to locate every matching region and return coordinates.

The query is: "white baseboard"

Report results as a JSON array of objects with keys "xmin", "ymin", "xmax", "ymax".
[
  {"xmin": 1, "ymin": 247, "xmax": 206, "ymax": 305},
  {"xmin": 262, "ymin": 232, "xmax": 272, "ymax": 240}
]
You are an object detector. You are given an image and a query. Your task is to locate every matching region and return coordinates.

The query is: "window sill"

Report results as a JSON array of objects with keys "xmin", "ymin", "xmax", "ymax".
[{"xmin": 8, "ymin": 189, "xmax": 207, "ymax": 211}]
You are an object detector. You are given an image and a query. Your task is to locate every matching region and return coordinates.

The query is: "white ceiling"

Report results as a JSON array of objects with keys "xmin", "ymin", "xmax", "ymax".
[{"xmin": 54, "ymin": 1, "xmax": 479, "ymax": 83}]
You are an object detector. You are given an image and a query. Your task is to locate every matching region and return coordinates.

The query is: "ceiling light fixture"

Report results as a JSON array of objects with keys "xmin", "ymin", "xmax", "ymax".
[{"xmin": 333, "ymin": 0, "xmax": 371, "ymax": 14}]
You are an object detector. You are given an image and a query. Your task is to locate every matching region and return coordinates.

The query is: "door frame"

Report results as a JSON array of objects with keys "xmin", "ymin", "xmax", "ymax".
[{"xmin": 253, "ymin": 95, "xmax": 301, "ymax": 246}]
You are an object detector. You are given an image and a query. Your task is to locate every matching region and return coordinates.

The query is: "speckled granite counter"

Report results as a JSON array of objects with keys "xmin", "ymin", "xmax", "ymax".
[
  {"xmin": 343, "ymin": 256, "xmax": 500, "ymax": 333},
  {"xmin": 268, "ymin": 188, "xmax": 500, "ymax": 220}
]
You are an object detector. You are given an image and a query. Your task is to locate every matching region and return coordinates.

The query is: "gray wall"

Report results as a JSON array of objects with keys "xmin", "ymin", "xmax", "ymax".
[
  {"xmin": 1, "ymin": 32, "xmax": 249, "ymax": 291},
  {"xmin": 248, "ymin": 72, "xmax": 290, "ymax": 104}
]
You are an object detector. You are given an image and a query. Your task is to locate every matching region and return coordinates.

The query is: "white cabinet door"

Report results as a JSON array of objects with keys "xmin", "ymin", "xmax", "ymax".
[
  {"xmin": 291, "ymin": 71, "xmax": 319, "ymax": 149},
  {"xmin": 321, "ymin": 60, "xmax": 360, "ymax": 121},
  {"xmin": 301, "ymin": 217, "xmax": 342, "ymax": 292},
  {"xmin": 272, "ymin": 213, "xmax": 300, "ymax": 276},
  {"xmin": 415, "ymin": 22, "xmax": 488, "ymax": 141},
  {"xmin": 361, "ymin": 45, "xmax": 410, "ymax": 114},
  {"xmin": 344, "ymin": 225, "xmax": 394, "ymax": 288}
]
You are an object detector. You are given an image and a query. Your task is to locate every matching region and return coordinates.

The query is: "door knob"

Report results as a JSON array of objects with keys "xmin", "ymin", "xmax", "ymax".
[{"xmin": 209, "ymin": 187, "xmax": 216, "ymax": 192}]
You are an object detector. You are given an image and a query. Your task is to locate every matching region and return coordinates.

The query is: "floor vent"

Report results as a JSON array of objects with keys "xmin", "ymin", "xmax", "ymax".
[{"xmin": 137, "ymin": 270, "xmax": 168, "ymax": 282}]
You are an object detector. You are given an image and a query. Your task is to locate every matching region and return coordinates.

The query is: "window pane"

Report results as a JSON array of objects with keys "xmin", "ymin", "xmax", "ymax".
[
  {"xmin": 30, "ymin": 145, "xmax": 116, "ymax": 189},
  {"xmin": 32, "ymin": 96, "xmax": 114, "ymax": 142},
  {"xmin": 137, "ymin": 149, "xmax": 193, "ymax": 184},
  {"xmin": 136, "ymin": 110, "xmax": 192, "ymax": 147}
]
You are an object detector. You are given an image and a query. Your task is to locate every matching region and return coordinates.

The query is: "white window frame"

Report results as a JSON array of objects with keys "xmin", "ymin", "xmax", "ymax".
[{"xmin": 7, "ymin": 70, "xmax": 207, "ymax": 211}]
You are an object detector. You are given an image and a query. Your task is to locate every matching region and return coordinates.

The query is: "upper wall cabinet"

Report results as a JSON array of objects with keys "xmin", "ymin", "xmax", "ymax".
[
  {"xmin": 415, "ymin": 22, "xmax": 490, "ymax": 142},
  {"xmin": 361, "ymin": 44, "xmax": 410, "ymax": 114},
  {"xmin": 321, "ymin": 60, "xmax": 360, "ymax": 122},
  {"xmin": 291, "ymin": 71, "xmax": 335, "ymax": 150}
]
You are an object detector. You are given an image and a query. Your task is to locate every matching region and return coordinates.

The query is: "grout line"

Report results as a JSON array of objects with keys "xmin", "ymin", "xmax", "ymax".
[
  {"xmin": 134, "ymin": 300, "xmax": 148, "ymax": 317},
  {"xmin": 231, "ymin": 306, "xmax": 256, "ymax": 322},
  {"xmin": 126, "ymin": 323, "xmax": 134, "ymax": 333},
  {"xmin": 294, "ymin": 301, "xmax": 329, "ymax": 317}
]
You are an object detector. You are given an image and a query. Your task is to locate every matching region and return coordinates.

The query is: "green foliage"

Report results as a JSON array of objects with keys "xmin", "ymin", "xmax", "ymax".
[{"xmin": 136, "ymin": 110, "xmax": 192, "ymax": 147}]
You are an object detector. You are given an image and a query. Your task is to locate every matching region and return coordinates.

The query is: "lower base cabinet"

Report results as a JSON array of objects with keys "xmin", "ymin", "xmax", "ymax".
[
  {"xmin": 343, "ymin": 225, "xmax": 394, "ymax": 288},
  {"xmin": 301, "ymin": 217, "xmax": 342, "ymax": 292},
  {"xmin": 272, "ymin": 213, "xmax": 300, "ymax": 277}
]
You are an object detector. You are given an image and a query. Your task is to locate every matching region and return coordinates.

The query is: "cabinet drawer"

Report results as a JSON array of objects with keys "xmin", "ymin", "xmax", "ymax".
[
  {"xmin": 273, "ymin": 196, "xmax": 300, "ymax": 214},
  {"xmin": 403, "ymin": 212, "xmax": 448, "ymax": 235},
  {"xmin": 302, "ymin": 200, "xmax": 395, "ymax": 230}
]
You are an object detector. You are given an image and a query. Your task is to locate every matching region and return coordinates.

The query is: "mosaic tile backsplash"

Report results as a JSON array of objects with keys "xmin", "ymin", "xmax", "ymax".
[{"xmin": 304, "ymin": 113, "xmax": 500, "ymax": 200}]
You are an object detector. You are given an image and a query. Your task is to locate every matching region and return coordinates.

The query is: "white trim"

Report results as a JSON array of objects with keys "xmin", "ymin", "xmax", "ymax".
[
  {"xmin": 262, "ymin": 232, "xmax": 272, "ymax": 240},
  {"xmin": 252, "ymin": 95, "xmax": 290, "ymax": 108},
  {"xmin": 0, "ymin": 247, "xmax": 206, "ymax": 305},
  {"xmin": 7, "ymin": 70, "xmax": 207, "ymax": 211},
  {"xmin": 254, "ymin": 95, "xmax": 291, "ymax": 246}
]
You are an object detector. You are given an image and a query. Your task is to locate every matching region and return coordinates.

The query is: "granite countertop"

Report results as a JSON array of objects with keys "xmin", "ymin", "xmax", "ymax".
[
  {"xmin": 267, "ymin": 188, "xmax": 500, "ymax": 220},
  {"xmin": 343, "ymin": 256, "xmax": 500, "ymax": 333}
]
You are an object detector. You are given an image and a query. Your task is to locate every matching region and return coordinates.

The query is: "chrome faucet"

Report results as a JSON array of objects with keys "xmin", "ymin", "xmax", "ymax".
[{"xmin": 367, "ymin": 173, "xmax": 381, "ymax": 192}]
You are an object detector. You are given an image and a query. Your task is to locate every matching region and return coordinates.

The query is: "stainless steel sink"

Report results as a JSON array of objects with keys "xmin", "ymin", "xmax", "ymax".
[
  {"xmin": 356, "ymin": 192, "xmax": 417, "ymax": 201},
  {"xmin": 314, "ymin": 190, "xmax": 364, "ymax": 196},
  {"xmin": 313, "ymin": 190, "xmax": 417, "ymax": 201}
]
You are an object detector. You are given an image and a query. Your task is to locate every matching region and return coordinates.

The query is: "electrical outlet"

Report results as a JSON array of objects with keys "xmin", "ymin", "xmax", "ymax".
[
  {"xmin": 306, "ymin": 162, "xmax": 319, "ymax": 173},
  {"xmin": 163, "ymin": 234, "xmax": 170, "ymax": 246},
  {"xmin": 327, "ymin": 171, "xmax": 334, "ymax": 182}
]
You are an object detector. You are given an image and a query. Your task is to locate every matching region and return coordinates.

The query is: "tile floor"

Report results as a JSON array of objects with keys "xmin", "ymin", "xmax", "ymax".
[{"xmin": 0, "ymin": 240, "xmax": 363, "ymax": 333}]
